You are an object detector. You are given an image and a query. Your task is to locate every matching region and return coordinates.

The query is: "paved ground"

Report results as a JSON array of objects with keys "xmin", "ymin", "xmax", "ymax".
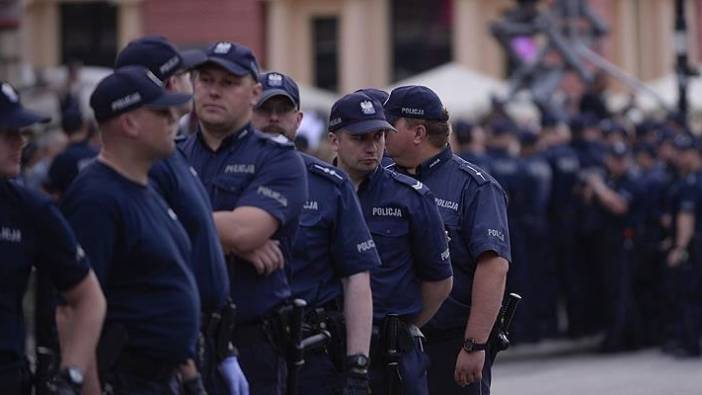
[{"xmin": 491, "ymin": 336, "xmax": 702, "ymax": 395}]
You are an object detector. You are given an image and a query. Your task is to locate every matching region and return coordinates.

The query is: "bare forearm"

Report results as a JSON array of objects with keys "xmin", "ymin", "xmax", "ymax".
[
  {"xmin": 465, "ymin": 254, "xmax": 508, "ymax": 343},
  {"xmin": 414, "ymin": 277, "xmax": 452, "ymax": 328},
  {"xmin": 342, "ymin": 272, "xmax": 373, "ymax": 356},
  {"xmin": 213, "ymin": 209, "xmax": 278, "ymax": 253},
  {"xmin": 60, "ymin": 273, "xmax": 106, "ymax": 371},
  {"xmin": 675, "ymin": 212, "xmax": 695, "ymax": 247},
  {"xmin": 591, "ymin": 182, "xmax": 628, "ymax": 214}
]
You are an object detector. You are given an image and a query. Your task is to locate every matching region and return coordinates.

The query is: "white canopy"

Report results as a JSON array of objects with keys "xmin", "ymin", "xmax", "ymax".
[{"xmin": 386, "ymin": 62, "xmax": 511, "ymax": 119}]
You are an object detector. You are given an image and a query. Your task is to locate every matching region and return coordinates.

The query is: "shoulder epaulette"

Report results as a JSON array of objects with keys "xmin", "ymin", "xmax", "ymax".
[
  {"xmin": 458, "ymin": 162, "xmax": 489, "ymax": 185},
  {"xmin": 388, "ymin": 170, "xmax": 429, "ymax": 195},
  {"xmin": 308, "ymin": 162, "xmax": 346, "ymax": 185}
]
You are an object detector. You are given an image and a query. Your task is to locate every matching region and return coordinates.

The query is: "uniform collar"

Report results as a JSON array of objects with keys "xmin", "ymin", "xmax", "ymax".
[
  {"xmin": 414, "ymin": 146, "xmax": 452, "ymax": 178},
  {"xmin": 195, "ymin": 122, "xmax": 253, "ymax": 153},
  {"xmin": 358, "ymin": 166, "xmax": 384, "ymax": 194}
]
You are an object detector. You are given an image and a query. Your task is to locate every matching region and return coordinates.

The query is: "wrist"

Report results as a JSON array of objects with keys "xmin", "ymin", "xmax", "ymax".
[
  {"xmin": 462, "ymin": 337, "xmax": 488, "ymax": 353},
  {"xmin": 345, "ymin": 353, "xmax": 370, "ymax": 375}
]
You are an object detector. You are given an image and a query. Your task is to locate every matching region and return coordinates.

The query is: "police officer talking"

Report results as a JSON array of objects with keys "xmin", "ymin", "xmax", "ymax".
[
  {"xmin": 179, "ymin": 42, "xmax": 307, "ymax": 395},
  {"xmin": 252, "ymin": 72, "xmax": 379, "ymax": 394},
  {"xmin": 383, "ymin": 85, "xmax": 511, "ymax": 395},
  {"xmin": 0, "ymin": 81, "xmax": 106, "ymax": 395},
  {"xmin": 328, "ymin": 92, "xmax": 453, "ymax": 395},
  {"xmin": 114, "ymin": 35, "xmax": 248, "ymax": 395},
  {"xmin": 60, "ymin": 66, "xmax": 201, "ymax": 394}
]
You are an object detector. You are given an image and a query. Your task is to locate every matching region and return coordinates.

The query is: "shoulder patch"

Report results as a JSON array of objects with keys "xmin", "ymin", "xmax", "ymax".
[
  {"xmin": 308, "ymin": 162, "xmax": 346, "ymax": 185},
  {"xmin": 459, "ymin": 162, "xmax": 489, "ymax": 185},
  {"xmin": 389, "ymin": 170, "xmax": 429, "ymax": 195}
]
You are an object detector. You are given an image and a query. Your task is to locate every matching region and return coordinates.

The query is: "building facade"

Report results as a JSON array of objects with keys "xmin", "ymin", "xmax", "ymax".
[{"xmin": 3, "ymin": 0, "xmax": 702, "ymax": 92}]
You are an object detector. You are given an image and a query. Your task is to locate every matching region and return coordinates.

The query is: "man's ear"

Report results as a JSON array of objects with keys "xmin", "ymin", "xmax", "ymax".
[
  {"xmin": 119, "ymin": 112, "xmax": 140, "ymax": 139},
  {"xmin": 295, "ymin": 111, "xmax": 304, "ymax": 130},
  {"xmin": 413, "ymin": 123, "xmax": 427, "ymax": 144},
  {"xmin": 250, "ymin": 81, "xmax": 263, "ymax": 107},
  {"xmin": 328, "ymin": 132, "xmax": 339, "ymax": 152}
]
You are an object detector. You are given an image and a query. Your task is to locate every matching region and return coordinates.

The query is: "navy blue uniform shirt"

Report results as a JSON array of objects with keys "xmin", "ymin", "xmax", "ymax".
[
  {"xmin": 180, "ymin": 124, "xmax": 307, "ymax": 324},
  {"xmin": 150, "ymin": 147, "xmax": 230, "ymax": 313},
  {"xmin": 393, "ymin": 147, "xmax": 511, "ymax": 329},
  {"xmin": 46, "ymin": 141, "xmax": 98, "ymax": 195},
  {"xmin": 61, "ymin": 161, "xmax": 200, "ymax": 361},
  {"xmin": 291, "ymin": 153, "xmax": 381, "ymax": 307},
  {"xmin": 356, "ymin": 166, "xmax": 452, "ymax": 322},
  {"xmin": 0, "ymin": 180, "xmax": 90, "ymax": 359}
]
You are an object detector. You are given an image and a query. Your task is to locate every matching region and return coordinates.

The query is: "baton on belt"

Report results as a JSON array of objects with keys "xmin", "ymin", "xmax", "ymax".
[{"xmin": 489, "ymin": 293, "xmax": 521, "ymax": 364}]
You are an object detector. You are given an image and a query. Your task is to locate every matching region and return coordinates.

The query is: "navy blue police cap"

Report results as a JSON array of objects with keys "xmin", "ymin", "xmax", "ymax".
[
  {"xmin": 384, "ymin": 85, "xmax": 449, "ymax": 124},
  {"xmin": 354, "ymin": 88, "xmax": 390, "ymax": 106},
  {"xmin": 328, "ymin": 92, "xmax": 396, "ymax": 135},
  {"xmin": 115, "ymin": 36, "xmax": 206, "ymax": 81},
  {"xmin": 0, "ymin": 81, "xmax": 50, "ymax": 129},
  {"xmin": 257, "ymin": 72, "xmax": 300, "ymax": 110},
  {"xmin": 199, "ymin": 41, "xmax": 260, "ymax": 80},
  {"xmin": 90, "ymin": 65, "xmax": 192, "ymax": 123}
]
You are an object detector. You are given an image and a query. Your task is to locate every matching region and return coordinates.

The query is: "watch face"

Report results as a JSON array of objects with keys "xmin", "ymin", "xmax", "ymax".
[
  {"xmin": 67, "ymin": 368, "xmax": 85, "ymax": 384},
  {"xmin": 353, "ymin": 354, "xmax": 369, "ymax": 367}
]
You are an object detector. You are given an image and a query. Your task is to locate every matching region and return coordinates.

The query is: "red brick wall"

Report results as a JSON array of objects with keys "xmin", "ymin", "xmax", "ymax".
[{"xmin": 142, "ymin": 0, "xmax": 266, "ymax": 64}]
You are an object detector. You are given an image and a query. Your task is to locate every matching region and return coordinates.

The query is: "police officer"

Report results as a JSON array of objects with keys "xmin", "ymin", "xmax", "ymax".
[
  {"xmin": 60, "ymin": 66, "xmax": 201, "ymax": 394},
  {"xmin": 451, "ymin": 120, "xmax": 488, "ymax": 169},
  {"xmin": 583, "ymin": 142, "xmax": 641, "ymax": 352},
  {"xmin": 483, "ymin": 122, "xmax": 534, "ymax": 342},
  {"xmin": 519, "ymin": 129, "xmax": 555, "ymax": 338},
  {"xmin": 114, "ymin": 36, "xmax": 248, "ymax": 394},
  {"xmin": 0, "ymin": 81, "xmax": 106, "ymax": 395},
  {"xmin": 179, "ymin": 42, "xmax": 307, "ymax": 395},
  {"xmin": 664, "ymin": 135, "xmax": 702, "ymax": 358},
  {"xmin": 251, "ymin": 72, "xmax": 379, "ymax": 394},
  {"xmin": 328, "ymin": 92, "xmax": 453, "ymax": 395},
  {"xmin": 540, "ymin": 116, "xmax": 583, "ymax": 338},
  {"xmin": 382, "ymin": 85, "xmax": 510, "ymax": 395}
]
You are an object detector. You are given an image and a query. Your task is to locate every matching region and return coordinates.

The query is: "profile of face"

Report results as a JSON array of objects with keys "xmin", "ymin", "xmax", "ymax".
[
  {"xmin": 329, "ymin": 129, "xmax": 385, "ymax": 176},
  {"xmin": 251, "ymin": 96, "xmax": 302, "ymax": 141},
  {"xmin": 385, "ymin": 117, "xmax": 415, "ymax": 163},
  {"xmin": 193, "ymin": 66, "xmax": 261, "ymax": 132},
  {"xmin": 127, "ymin": 106, "xmax": 179, "ymax": 160},
  {"xmin": 0, "ymin": 129, "xmax": 25, "ymax": 178}
]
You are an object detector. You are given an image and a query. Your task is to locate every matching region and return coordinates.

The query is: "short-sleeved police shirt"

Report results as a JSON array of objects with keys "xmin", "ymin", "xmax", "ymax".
[
  {"xmin": 179, "ymin": 124, "xmax": 307, "ymax": 324},
  {"xmin": 0, "ymin": 179, "xmax": 90, "ymax": 358},
  {"xmin": 356, "ymin": 166, "xmax": 452, "ymax": 322},
  {"xmin": 393, "ymin": 147, "xmax": 511, "ymax": 329},
  {"xmin": 150, "ymin": 148, "xmax": 230, "ymax": 313},
  {"xmin": 291, "ymin": 153, "xmax": 380, "ymax": 307},
  {"xmin": 674, "ymin": 171, "xmax": 702, "ymax": 233},
  {"xmin": 61, "ymin": 161, "xmax": 200, "ymax": 361}
]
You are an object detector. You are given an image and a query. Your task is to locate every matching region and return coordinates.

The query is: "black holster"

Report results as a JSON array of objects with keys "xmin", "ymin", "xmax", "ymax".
[
  {"xmin": 303, "ymin": 304, "xmax": 346, "ymax": 372},
  {"xmin": 379, "ymin": 315, "xmax": 403, "ymax": 395},
  {"xmin": 202, "ymin": 301, "xmax": 237, "ymax": 363}
]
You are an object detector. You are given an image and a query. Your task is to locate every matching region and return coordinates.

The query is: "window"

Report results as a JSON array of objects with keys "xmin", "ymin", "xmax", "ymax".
[
  {"xmin": 61, "ymin": 2, "xmax": 117, "ymax": 67},
  {"xmin": 391, "ymin": 0, "xmax": 453, "ymax": 81},
  {"xmin": 312, "ymin": 17, "xmax": 339, "ymax": 92}
]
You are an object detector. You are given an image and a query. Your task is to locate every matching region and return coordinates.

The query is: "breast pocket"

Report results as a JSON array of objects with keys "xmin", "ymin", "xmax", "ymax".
[
  {"xmin": 368, "ymin": 219, "xmax": 410, "ymax": 267},
  {"xmin": 211, "ymin": 176, "xmax": 246, "ymax": 211},
  {"xmin": 295, "ymin": 211, "xmax": 328, "ymax": 256}
]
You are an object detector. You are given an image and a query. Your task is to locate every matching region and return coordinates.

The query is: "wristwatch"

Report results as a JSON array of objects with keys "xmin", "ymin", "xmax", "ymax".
[
  {"xmin": 462, "ymin": 338, "xmax": 488, "ymax": 353},
  {"xmin": 346, "ymin": 353, "xmax": 370, "ymax": 373}
]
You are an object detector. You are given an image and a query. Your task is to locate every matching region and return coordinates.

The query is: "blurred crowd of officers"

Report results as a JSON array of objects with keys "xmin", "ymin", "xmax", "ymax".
[{"xmin": 451, "ymin": 103, "xmax": 702, "ymax": 358}]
